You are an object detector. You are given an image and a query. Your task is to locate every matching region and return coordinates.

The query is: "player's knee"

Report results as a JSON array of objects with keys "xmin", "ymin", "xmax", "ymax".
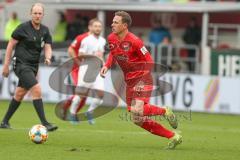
[
  {"xmin": 14, "ymin": 87, "xmax": 27, "ymax": 101},
  {"xmin": 131, "ymin": 99, "xmax": 144, "ymax": 108},
  {"xmin": 31, "ymin": 84, "xmax": 42, "ymax": 99},
  {"xmin": 130, "ymin": 106, "xmax": 143, "ymax": 116},
  {"xmin": 93, "ymin": 99, "xmax": 103, "ymax": 106},
  {"xmin": 130, "ymin": 101, "xmax": 144, "ymax": 116},
  {"xmin": 72, "ymin": 95, "xmax": 81, "ymax": 104},
  {"xmin": 131, "ymin": 114, "xmax": 144, "ymax": 126},
  {"xmin": 14, "ymin": 91, "xmax": 25, "ymax": 101}
]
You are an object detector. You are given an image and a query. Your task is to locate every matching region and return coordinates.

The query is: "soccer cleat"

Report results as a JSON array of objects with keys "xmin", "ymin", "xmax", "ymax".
[
  {"xmin": 168, "ymin": 132, "xmax": 182, "ymax": 149},
  {"xmin": 85, "ymin": 112, "xmax": 95, "ymax": 125},
  {"xmin": 0, "ymin": 122, "xmax": 11, "ymax": 129},
  {"xmin": 164, "ymin": 107, "xmax": 178, "ymax": 129},
  {"xmin": 68, "ymin": 114, "xmax": 80, "ymax": 125},
  {"xmin": 42, "ymin": 123, "xmax": 58, "ymax": 132}
]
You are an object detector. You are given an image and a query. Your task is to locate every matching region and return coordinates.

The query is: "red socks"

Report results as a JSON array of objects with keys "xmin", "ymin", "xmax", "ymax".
[
  {"xmin": 143, "ymin": 104, "xmax": 166, "ymax": 116},
  {"xmin": 129, "ymin": 103, "xmax": 173, "ymax": 139},
  {"xmin": 63, "ymin": 96, "xmax": 74, "ymax": 111},
  {"xmin": 76, "ymin": 97, "xmax": 87, "ymax": 113},
  {"xmin": 63, "ymin": 96, "xmax": 87, "ymax": 113},
  {"xmin": 141, "ymin": 119, "xmax": 174, "ymax": 139}
]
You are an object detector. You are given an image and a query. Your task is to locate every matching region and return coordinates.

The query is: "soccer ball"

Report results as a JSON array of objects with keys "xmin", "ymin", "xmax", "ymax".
[{"xmin": 29, "ymin": 124, "xmax": 48, "ymax": 144}]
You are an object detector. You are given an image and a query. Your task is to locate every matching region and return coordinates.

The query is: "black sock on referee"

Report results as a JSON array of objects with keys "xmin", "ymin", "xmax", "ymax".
[
  {"xmin": 33, "ymin": 99, "xmax": 49, "ymax": 125},
  {"xmin": 2, "ymin": 98, "xmax": 21, "ymax": 124}
]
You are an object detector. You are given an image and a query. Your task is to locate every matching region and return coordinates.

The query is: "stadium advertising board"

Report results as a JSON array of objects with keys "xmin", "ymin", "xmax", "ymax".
[
  {"xmin": 0, "ymin": 65, "xmax": 240, "ymax": 114},
  {"xmin": 211, "ymin": 49, "xmax": 240, "ymax": 77},
  {"xmin": 0, "ymin": 66, "xmax": 68, "ymax": 102},
  {"xmin": 156, "ymin": 74, "xmax": 240, "ymax": 114}
]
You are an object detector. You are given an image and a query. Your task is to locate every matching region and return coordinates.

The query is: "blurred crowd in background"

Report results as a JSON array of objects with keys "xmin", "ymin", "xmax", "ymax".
[{"xmin": 1, "ymin": 0, "xmax": 240, "ymax": 74}]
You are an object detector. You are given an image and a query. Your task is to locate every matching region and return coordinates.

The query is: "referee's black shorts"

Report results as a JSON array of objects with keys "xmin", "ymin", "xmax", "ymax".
[{"xmin": 14, "ymin": 64, "xmax": 38, "ymax": 90}]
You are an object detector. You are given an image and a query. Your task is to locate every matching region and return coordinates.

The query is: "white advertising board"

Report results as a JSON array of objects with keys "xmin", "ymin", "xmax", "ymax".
[
  {"xmin": 1, "ymin": 65, "xmax": 240, "ymax": 114},
  {"xmin": 156, "ymin": 74, "xmax": 240, "ymax": 114}
]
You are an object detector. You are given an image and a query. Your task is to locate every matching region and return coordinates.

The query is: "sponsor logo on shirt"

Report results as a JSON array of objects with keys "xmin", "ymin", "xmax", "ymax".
[
  {"xmin": 116, "ymin": 54, "xmax": 129, "ymax": 61},
  {"xmin": 41, "ymin": 37, "xmax": 44, "ymax": 48},
  {"xmin": 120, "ymin": 41, "xmax": 132, "ymax": 51},
  {"xmin": 106, "ymin": 42, "xmax": 132, "ymax": 52},
  {"xmin": 41, "ymin": 41, "xmax": 45, "ymax": 48}
]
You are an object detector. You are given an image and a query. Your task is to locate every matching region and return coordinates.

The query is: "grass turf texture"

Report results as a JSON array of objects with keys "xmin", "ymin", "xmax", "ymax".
[{"xmin": 0, "ymin": 100, "xmax": 240, "ymax": 160}]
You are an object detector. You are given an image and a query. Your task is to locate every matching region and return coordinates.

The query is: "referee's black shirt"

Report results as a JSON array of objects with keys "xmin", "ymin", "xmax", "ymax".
[{"xmin": 12, "ymin": 21, "xmax": 52, "ymax": 67}]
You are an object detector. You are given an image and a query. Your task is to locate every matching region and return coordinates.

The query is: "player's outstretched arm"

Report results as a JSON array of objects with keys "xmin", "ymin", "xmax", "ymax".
[
  {"xmin": 2, "ymin": 38, "xmax": 18, "ymax": 77},
  {"xmin": 100, "ymin": 51, "xmax": 114, "ymax": 78}
]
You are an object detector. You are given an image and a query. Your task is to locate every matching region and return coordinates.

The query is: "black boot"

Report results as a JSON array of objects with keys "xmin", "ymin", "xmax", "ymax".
[
  {"xmin": 0, "ymin": 122, "xmax": 11, "ymax": 129},
  {"xmin": 42, "ymin": 123, "xmax": 58, "ymax": 132}
]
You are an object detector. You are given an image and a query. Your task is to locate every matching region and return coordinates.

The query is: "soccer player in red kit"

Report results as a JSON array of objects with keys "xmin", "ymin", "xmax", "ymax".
[{"xmin": 100, "ymin": 11, "xmax": 182, "ymax": 149}]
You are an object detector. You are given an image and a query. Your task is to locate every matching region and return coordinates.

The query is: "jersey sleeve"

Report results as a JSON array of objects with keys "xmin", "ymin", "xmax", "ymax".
[
  {"xmin": 44, "ymin": 28, "xmax": 52, "ymax": 44},
  {"xmin": 11, "ymin": 24, "xmax": 24, "ymax": 40},
  {"xmin": 135, "ymin": 39, "xmax": 154, "ymax": 72},
  {"xmin": 105, "ymin": 34, "xmax": 116, "ymax": 68},
  {"xmin": 135, "ymin": 39, "xmax": 153, "ymax": 62},
  {"xmin": 70, "ymin": 36, "xmax": 79, "ymax": 49}
]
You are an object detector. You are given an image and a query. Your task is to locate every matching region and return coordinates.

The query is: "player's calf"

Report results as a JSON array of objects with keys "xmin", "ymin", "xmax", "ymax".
[
  {"xmin": 14, "ymin": 87, "xmax": 27, "ymax": 101},
  {"xmin": 131, "ymin": 114, "xmax": 147, "ymax": 126},
  {"xmin": 30, "ymin": 84, "xmax": 42, "ymax": 99}
]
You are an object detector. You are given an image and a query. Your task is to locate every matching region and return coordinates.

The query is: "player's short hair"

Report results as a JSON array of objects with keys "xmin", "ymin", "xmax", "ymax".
[
  {"xmin": 88, "ymin": 18, "xmax": 102, "ymax": 26},
  {"xmin": 31, "ymin": 3, "xmax": 44, "ymax": 13},
  {"xmin": 114, "ymin": 11, "xmax": 132, "ymax": 27}
]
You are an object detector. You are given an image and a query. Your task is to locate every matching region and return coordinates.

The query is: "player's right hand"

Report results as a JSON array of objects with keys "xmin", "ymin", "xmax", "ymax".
[
  {"xmin": 100, "ymin": 66, "xmax": 108, "ymax": 78},
  {"xmin": 2, "ymin": 65, "xmax": 9, "ymax": 77}
]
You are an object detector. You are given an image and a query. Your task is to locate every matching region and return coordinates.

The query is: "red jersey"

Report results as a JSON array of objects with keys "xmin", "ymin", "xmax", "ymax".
[
  {"xmin": 105, "ymin": 32, "xmax": 153, "ymax": 84},
  {"xmin": 69, "ymin": 32, "xmax": 89, "ymax": 85}
]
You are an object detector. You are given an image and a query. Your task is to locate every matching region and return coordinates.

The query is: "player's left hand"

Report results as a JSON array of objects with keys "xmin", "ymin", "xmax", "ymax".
[
  {"xmin": 2, "ymin": 65, "xmax": 9, "ymax": 77},
  {"xmin": 44, "ymin": 58, "xmax": 51, "ymax": 65}
]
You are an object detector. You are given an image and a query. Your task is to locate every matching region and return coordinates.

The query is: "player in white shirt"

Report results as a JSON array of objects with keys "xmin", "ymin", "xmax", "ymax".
[{"xmin": 69, "ymin": 18, "xmax": 106, "ymax": 124}]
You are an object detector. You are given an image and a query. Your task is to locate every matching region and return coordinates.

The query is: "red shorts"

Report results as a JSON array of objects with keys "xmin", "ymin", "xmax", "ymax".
[{"xmin": 126, "ymin": 74, "xmax": 153, "ymax": 111}]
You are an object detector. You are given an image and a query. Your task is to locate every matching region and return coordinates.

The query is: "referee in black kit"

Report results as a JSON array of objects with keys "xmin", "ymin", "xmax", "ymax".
[{"xmin": 0, "ymin": 3, "xmax": 58, "ymax": 131}]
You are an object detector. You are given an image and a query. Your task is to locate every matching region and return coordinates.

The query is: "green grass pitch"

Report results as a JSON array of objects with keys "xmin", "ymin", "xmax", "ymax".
[{"xmin": 0, "ymin": 100, "xmax": 240, "ymax": 160}]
